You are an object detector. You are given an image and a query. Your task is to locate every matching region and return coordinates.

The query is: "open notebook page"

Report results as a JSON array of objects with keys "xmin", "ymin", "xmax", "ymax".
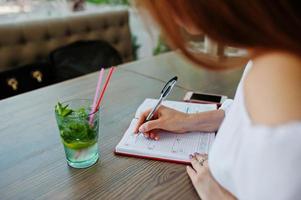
[{"xmin": 115, "ymin": 99, "xmax": 217, "ymax": 163}]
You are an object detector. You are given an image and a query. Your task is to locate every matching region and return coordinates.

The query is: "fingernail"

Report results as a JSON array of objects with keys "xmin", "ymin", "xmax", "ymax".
[
  {"xmin": 139, "ymin": 126, "xmax": 145, "ymax": 132},
  {"xmin": 155, "ymin": 136, "xmax": 159, "ymax": 141}
]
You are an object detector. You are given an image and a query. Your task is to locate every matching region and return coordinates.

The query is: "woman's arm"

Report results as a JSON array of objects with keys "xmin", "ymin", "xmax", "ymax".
[
  {"xmin": 134, "ymin": 106, "xmax": 225, "ymax": 140},
  {"xmin": 186, "ymin": 109, "xmax": 225, "ymax": 132}
]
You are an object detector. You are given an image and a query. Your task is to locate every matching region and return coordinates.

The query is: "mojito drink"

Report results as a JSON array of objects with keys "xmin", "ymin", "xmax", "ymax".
[{"xmin": 55, "ymin": 100, "xmax": 99, "ymax": 168}]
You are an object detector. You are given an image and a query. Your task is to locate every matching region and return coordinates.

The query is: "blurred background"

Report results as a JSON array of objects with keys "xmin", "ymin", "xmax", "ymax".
[{"xmin": 0, "ymin": 0, "xmax": 245, "ymax": 100}]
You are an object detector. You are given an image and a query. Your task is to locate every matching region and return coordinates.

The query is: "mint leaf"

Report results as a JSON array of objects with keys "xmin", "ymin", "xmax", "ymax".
[
  {"xmin": 55, "ymin": 102, "xmax": 73, "ymax": 117},
  {"xmin": 55, "ymin": 102, "xmax": 98, "ymax": 149}
]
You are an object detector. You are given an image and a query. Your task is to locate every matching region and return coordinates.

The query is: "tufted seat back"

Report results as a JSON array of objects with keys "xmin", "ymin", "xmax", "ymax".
[{"xmin": 0, "ymin": 9, "xmax": 132, "ymax": 72}]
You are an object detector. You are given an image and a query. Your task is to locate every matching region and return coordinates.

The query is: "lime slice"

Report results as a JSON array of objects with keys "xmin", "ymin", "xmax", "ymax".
[{"xmin": 63, "ymin": 140, "xmax": 96, "ymax": 150}]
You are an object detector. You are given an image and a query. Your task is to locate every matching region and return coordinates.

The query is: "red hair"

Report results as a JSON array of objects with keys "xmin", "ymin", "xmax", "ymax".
[{"xmin": 137, "ymin": 0, "xmax": 301, "ymax": 70}]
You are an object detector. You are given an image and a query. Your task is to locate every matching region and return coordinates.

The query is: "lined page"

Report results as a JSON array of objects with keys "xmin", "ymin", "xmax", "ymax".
[
  {"xmin": 116, "ymin": 119, "xmax": 215, "ymax": 162},
  {"xmin": 116, "ymin": 99, "xmax": 217, "ymax": 162}
]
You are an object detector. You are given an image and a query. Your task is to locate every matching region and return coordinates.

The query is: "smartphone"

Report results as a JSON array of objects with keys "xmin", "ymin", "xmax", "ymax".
[{"xmin": 183, "ymin": 91, "xmax": 227, "ymax": 104}]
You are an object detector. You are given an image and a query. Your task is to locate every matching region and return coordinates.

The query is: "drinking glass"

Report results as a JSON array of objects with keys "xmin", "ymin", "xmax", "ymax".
[{"xmin": 55, "ymin": 99, "xmax": 100, "ymax": 168}]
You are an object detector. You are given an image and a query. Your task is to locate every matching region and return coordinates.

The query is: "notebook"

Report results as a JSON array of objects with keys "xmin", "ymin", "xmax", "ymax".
[{"xmin": 115, "ymin": 99, "xmax": 217, "ymax": 164}]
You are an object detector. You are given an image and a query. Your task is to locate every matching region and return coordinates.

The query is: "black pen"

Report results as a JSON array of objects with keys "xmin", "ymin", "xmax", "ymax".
[{"xmin": 138, "ymin": 76, "xmax": 178, "ymax": 135}]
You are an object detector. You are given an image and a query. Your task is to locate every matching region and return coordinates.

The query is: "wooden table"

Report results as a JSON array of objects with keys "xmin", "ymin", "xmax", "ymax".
[{"xmin": 0, "ymin": 52, "xmax": 246, "ymax": 200}]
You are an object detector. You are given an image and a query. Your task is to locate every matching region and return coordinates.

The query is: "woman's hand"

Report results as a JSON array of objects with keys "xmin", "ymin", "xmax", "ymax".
[
  {"xmin": 134, "ymin": 106, "xmax": 190, "ymax": 140},
  {"xmin": 187, "ymin": 153, "xmax": 236, "ymax": 200},
  {"xmin": 134, "ymin": 105, "xmax": 225, "ymax": 140}
]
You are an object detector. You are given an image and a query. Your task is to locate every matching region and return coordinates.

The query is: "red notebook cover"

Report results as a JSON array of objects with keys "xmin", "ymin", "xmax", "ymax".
[{"xmin": 114, "ymin": 150, "xmax": 190, "ymax": 165}]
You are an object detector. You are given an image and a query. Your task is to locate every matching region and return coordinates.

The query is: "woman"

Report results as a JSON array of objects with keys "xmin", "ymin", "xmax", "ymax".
[{"xmin": 134, "ymin": 1, "xmax": 301, "ymax": 199}]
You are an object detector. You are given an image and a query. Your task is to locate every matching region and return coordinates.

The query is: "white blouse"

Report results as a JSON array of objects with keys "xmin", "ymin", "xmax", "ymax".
[{"xmin": 209, "ymin": 61, "xmax": 301, "ymax": 200}]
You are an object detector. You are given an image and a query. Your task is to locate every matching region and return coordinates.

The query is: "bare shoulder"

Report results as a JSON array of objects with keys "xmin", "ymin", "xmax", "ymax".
[{"xmin": 244, "ymin": 51, "xmax": 301, "ymax": 125}]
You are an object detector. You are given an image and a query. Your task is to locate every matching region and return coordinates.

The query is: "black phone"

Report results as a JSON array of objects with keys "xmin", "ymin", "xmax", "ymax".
[{"xmin": 183, "ymin": 91, "xmax": 227, "ymax": 104}]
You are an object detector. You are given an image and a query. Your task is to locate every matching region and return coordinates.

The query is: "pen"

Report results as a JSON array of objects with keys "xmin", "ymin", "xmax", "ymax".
[{"xmin": 139, "ymin": 76, "xmax": 178, "ymax": 135}]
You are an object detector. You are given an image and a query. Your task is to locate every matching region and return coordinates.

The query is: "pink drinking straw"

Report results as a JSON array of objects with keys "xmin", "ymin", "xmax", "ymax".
[
  {"xmin": 89, "ymin": 68, "xmax": 105, "ymax": 125},
  {"xmin": 89, "ymin": 67, "xmax": 116, "ymax": 125}
]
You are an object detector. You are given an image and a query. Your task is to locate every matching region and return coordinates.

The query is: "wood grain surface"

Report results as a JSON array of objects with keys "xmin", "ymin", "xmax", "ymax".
[{"xmin": 0, "ymin": 52, "xmax": 246, "ymax": 200}]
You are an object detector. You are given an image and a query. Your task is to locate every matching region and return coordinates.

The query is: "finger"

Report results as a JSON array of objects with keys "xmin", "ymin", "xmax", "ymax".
[
  {"xmin": 149, "ymin": 132, "xmax": 155, "ymax": 140},
  {"xmin": 143, "ymin": 132, "xmax": 149, "ymax": 138},
  {"xmin": 139, "ymin": 119, "xmax": 162, "ymax": 133},
  {"xmin": 194, "ymin": 153, "xmax": 208, "ymax": 166},
  {"xmin": 134, "ymin": 109, "xmax": 151, "ymax": 133},
  {"xmin": 144, "ymin": 132, "xmax": 159, "ymax": 141},
  {"xmin": 194, "ymin": 152, "xmax": 208, "ymax": 157},
  {"xmin": 190, "ymin": 155, "xmax": 203, "ymax": 172},
  {"xmin": 186, "ymin": 166, "xmax": 197, "ymax": 182},
  {"xmin": 148, "ymin": 132, "xmax": 160, "ymax": 141}
]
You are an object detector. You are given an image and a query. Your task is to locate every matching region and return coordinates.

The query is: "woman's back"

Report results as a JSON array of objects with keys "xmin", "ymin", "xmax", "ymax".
[{"xmin": 209, "ymin": 52, "xmax": 301, "ymax": 199}]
